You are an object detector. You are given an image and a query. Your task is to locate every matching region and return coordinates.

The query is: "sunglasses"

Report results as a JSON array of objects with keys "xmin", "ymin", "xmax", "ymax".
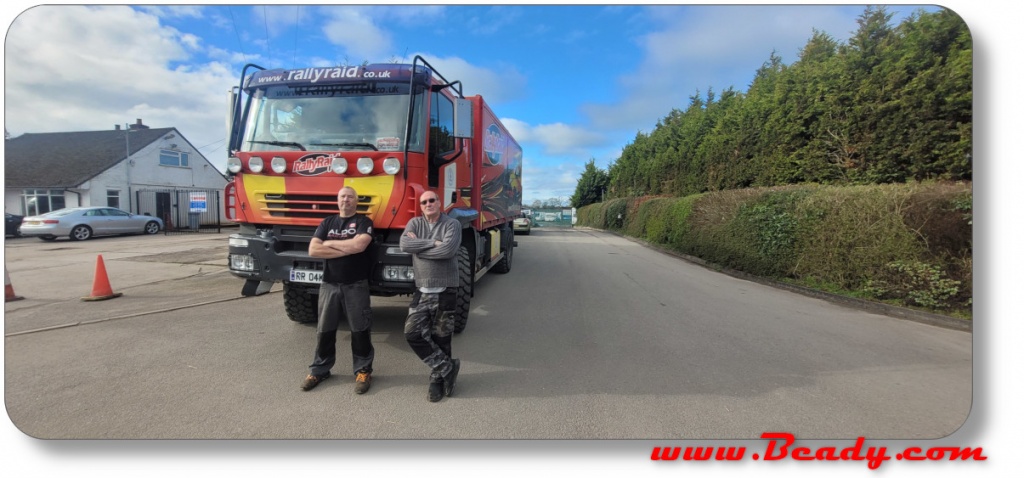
[{"xmin": 420, "ymin": 198, "xmax": 437, "ymax": 205}]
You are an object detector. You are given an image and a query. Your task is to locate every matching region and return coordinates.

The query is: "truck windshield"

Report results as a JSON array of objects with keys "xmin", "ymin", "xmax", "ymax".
[{"xmin": 240, "ymin": 88, "xmax": 426, "ymax": 153}]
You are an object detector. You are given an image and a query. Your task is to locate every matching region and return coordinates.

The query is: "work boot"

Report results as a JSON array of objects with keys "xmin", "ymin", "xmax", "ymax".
[
  {"xmin": 443, "ymin": 358, "xmax": 460, "ymax": 397},
  {"xmin": 355, "ymin": 371, "xmax": 372, "ymax": 394},
  {"xmin": 301, "ymin": 372, "xmax": 330, "ymax": 391},
  {"xmin": 428, "ymin": 378, "xmax": 444, "ymax": 402}
]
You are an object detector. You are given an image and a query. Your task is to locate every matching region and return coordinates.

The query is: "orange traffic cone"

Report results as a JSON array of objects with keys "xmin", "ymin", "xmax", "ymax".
[
  {"xmin": 5, "ymin": 266, "xmax": 24, "ymax": 302},
  {"xmin": 82, "ymin": 255, "xmax": 122, "ymax": 301}
]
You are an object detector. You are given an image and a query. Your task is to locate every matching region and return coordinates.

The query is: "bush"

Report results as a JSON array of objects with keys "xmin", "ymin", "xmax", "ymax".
[
  {"xmin": 604, "ymin": 199, "xmax": 628, "ymax": 230},
  {"xmin": 865, "ymin": 260, "xmax": 963, "ymax": 309},
  {"xmin": 792, "ymin": 184, "xmax": 926, "ymax": 288},
  {"xmin": 584, "ymin": 181, "xmax": 972, "ymax": 316}
]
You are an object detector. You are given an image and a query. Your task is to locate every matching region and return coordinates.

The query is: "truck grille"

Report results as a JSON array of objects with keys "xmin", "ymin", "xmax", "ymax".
[{"xmin": 259, "ymin": 193, "xmax": 376, "ymax": 220}]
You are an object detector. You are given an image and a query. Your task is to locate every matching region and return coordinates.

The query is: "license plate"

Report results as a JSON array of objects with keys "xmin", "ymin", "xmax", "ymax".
[{"xmin": 289, "ymin": 268, "xmax": 323, "ymax": 284}]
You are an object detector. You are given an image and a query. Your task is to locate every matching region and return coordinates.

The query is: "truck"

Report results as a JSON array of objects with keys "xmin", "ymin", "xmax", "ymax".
[{"xmin": 224, "ymin": 57, "xmax": 522, "ymax": 332}]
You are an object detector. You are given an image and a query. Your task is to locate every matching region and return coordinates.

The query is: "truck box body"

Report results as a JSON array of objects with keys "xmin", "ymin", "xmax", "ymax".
[{"xmin": 223, "ymin": 59, "xmax": 521, "ymax": 330}]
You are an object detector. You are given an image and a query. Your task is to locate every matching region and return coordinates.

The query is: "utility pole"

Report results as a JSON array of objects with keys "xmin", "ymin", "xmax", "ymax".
[{"xmin": 124, "ymin": 123, "xmax": 133, "ymax": 212}]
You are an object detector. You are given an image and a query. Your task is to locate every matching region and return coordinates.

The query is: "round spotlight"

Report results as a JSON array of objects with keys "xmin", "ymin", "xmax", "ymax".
[
  {"xmin": 248, "ymin": 156, "xmax": 264, "ymax": 173},
  {"xmin": 357, "ymin": 157, "xmax": 374, "ymax": 175},
  {"xmin": 271, "ymin": 156, "xmax": 287, "ymax": 174},
  {"xmin": 227, "ymin": 157, "xmax": 242, "ymax": 174},
  {"xmin": 331, "ymin": 157, "xmax": 348, "ymax": 174},
  {"xmin": 383, "ymin": 157, "xmax": 401, "ymax": 175}
]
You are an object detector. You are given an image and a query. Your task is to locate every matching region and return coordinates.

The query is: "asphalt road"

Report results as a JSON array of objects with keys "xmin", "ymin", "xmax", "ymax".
[{"xmin": 3, "ymin": 227, "xmax": 972, "ymax": 440}]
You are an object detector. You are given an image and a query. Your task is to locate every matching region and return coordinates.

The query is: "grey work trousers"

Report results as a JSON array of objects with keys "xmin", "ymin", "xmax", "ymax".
[{"xmin": 309, "ymin": 280, "xmax": 374, "ymax": 376}]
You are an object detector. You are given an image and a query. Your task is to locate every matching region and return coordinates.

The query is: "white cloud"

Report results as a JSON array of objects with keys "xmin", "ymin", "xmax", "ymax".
[
  {"xmin": 320, "ymin": 8, "xmax": 393, "ymax": 62},
  {"xmin": 5, "ymin": 5, "xmax": 238, "ymax": 168},
  {"xmin": 407, "ymin": 54, "xmax": 527, "ymax": 105},
  {"xmin": 139, "ymin": 5, "xmax": 205, "ymax": 19},
  {"xmin": 581, "ymin": 5, "xmax": 859, "ymax": 133},
  {"xmin": 503, "ymin": 118, "xmax": 606, "ymax": 157},
  {"xmin": 369, "ymin": 5, "xmax": 445, "ymax": 24},
  {"xmin": 521, "ymin": 160, "xmax": 581, "ymax": 204}
]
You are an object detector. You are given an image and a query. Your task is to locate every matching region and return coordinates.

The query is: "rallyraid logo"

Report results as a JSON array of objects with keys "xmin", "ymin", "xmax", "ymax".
[{"xmin": 293, "ymin": 154, "xmax": 341, "ymax": 176}]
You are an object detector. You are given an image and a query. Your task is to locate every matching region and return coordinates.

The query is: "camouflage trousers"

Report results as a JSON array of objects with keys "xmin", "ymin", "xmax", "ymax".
[{"xmin": 404, "ymin": 287, "xmax": 457, "ymax": 380}]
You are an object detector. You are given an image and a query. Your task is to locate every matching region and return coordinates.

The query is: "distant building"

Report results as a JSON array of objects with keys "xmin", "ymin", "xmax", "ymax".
[{"xmin": 4, "ymin": 119, "xmax": 228, "ymax": 226}]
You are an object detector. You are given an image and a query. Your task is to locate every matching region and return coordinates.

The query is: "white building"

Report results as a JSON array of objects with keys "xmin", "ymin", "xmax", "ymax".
[{"xmin": 4, "ymin": 119, "xmax": 228, "ymax": 227}]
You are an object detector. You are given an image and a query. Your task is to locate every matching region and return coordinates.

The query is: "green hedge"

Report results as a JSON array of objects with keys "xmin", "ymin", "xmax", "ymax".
[{"xmin": 576, "ymin": 182, "xmax": 972, "ymax": 316}]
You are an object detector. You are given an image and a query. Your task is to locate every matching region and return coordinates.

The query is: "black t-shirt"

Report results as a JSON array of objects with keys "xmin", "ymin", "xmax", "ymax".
[{"xmin": 313, "ymin": 214, "xmax": 374, "ymax": 284}]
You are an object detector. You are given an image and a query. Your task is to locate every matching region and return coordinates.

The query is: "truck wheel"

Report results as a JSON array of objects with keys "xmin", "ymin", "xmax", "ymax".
[
  {"xmin": 283, "ymin": 282, "xmax": 318, "ymax": 324},
  {"xmin": 454, "ymin": 245, "xmax": 472, "ymax": 333},
  {"xmin": 491, "ymin": 229, "xmax": 513, "ymax": 274}
]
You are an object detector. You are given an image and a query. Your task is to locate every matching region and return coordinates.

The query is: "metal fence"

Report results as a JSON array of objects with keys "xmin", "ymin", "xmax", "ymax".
[{"xmin": 134, "ymin": 188, "xmax": 222, "ymax": 234}]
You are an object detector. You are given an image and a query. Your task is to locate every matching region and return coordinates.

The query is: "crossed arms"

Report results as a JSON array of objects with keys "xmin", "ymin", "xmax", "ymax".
[
  {"xmin": 308, "ymin": 234, "xmax": 372, "ymax": 259},
  {"xmin": 400, "ymin": 219, "xmax": 459, "ymax": 260}
]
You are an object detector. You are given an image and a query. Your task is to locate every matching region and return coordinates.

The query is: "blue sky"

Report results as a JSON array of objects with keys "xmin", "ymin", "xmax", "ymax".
[{"xmin": 3, "ymin": 3, "xmax": 944, "ymax": 206}]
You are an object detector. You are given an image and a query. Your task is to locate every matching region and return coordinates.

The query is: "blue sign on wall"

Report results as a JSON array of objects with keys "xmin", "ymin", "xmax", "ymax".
[{"xmin": 189, "ymin": 192, "xmax": 208, "ymax": 213}]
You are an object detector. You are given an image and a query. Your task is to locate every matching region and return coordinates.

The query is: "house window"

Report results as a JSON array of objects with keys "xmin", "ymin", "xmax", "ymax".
[
  {"xmin": 159, "ymin": 149, "xmax": 190, "ymax": 167},
  {"xmin": 22, "ymin": 189, "xmax": 66, "ymax": 216},
  {"xmin": 107, "ymin": 189, "xmax": 121, "ymax": 209}
]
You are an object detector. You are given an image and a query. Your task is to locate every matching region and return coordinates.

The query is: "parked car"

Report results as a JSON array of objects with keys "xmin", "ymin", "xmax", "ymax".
[
  {"xmin": 513, "ymin": 216, "xmax": 531, "ymax": 235},
  {"xmin": 18, "ymin": 207, "xmax": 164, "ymax": 241},
  {"xmin": 6, "ymin": 213, "xmax": 24, "ymax": 237}
]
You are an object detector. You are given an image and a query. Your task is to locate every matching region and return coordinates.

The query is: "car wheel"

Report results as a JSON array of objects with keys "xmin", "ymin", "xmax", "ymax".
[
  {"xmin": 144, "ymin": 221, "xmax": 160, "ymax": 234},
  {"xmin": 70, "ymin": 225, "xmax": 92, "ymax": 241}
]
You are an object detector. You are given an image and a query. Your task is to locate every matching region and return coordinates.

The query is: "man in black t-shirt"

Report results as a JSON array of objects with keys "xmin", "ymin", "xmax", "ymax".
[{"xmin": 301, "ymin": 186, "xmax": 376, "ymax": 394}]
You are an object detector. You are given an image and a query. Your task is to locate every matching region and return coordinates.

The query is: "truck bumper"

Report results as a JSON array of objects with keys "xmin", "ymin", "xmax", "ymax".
[
  {"xmin": 227, "ymin": 231, "xmax": 313, "ymax": 290},
  {"xmin": 227, "ymin": 230, "xmax": 417, "ymax": 296}
]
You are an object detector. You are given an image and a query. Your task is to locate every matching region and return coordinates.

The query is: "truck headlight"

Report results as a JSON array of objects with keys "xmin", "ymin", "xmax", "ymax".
[
  {"xmin": 383, "ymin": 157, "xmax": 401, "ymax": 175},
  {"xmin": 228, "ymin": 237, "xmax": 249, "ymax": 247},
  {"xmin": 382, "ymin": 265, "xmax": 414, "ymax": 281},
  {"xmin": 357, "ymin": 157, "xmax": 374, "ymax": 174},
  {"xmin": 230, "ymin": 254, "xmax": 255, "ymax": 271}
]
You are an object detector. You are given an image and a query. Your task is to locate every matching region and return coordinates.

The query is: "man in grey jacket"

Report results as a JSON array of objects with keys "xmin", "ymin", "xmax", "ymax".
[{"xmin": 399, "ymin": 190, "xmax": 462, "ymax": 402}]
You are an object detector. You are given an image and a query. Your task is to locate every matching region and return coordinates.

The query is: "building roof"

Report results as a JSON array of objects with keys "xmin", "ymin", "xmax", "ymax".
[{"xmin": 4, "ymin": 127, "xmax": 177, "ymax": 188}]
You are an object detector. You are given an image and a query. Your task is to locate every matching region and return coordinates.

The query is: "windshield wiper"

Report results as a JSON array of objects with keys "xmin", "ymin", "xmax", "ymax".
[
  {"xmin": 247, "ymin": 140, "xmax": 306, "ymax": 151},
  {"xmin": 309, "ymin": 142, "xmax": 379, "ymax": 151}
]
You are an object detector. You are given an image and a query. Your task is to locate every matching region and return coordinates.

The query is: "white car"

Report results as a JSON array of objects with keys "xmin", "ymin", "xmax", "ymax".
[
  {"xmin": 19, "ymin": 207, "xmax": 164, "ymax": 241},
  {"xmin": 513, "ymin": 217, "xmax": 531, "ymax": 235}
]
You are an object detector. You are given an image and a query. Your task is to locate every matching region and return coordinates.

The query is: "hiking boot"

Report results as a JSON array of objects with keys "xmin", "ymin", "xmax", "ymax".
[
  {"xmin": 355, "ymin": 371, "xmax": 372, "ymax": 394},
  {"xmin": 301, "ymin": 372, "xmax": 330, "ymax": 391},
  {"xmin": 428, "ymin": 378, "xmax": 444, "ymax": 402},
  {"xmin": 443, "ymin": 358, "xmax": 460, "ymax": 397}
]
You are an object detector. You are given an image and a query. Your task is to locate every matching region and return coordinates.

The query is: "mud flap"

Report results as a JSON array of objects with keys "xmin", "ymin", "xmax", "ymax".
[{"xmin": 241, "ymin": 279, "xmax": 275, "ymax": 296}]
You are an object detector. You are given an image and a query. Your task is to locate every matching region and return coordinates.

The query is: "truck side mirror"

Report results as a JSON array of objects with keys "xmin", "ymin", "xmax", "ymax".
[
  {"xmin": 454, "ymin": 98, "xmax": 472, "ymax": 138},
  {"xmin": 226, "ymin": 87, "xmax": 239, "ymax": 152}
]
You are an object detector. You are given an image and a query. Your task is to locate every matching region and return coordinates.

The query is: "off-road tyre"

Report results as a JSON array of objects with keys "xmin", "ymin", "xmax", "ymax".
[
  {"xmin": 283, "ymin": 282, "xmax": 319, "ymax": 324},
  {"xmin": 454, "ymin": 245, "xmax": 472, "ymax": 333},
  {"xmin": 491, "ymin": 229, "xmax": 513, "ymax": 274}
]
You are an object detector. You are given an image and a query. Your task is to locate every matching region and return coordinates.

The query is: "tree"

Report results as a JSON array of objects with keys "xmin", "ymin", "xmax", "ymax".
[
  {"xmin": 601, "ymin": 7, "xmax": 969, "ymax": 196},
  {"xmin": 571, "ymin": 159, "xmax": 610, "ymax": 208}
]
